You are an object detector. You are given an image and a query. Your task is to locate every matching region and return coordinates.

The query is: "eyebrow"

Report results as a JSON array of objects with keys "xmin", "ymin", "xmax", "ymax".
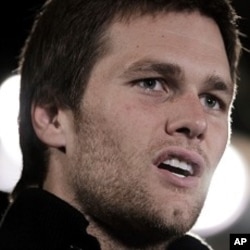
[
  {"xmin": 121, "ymin": 59, "xmax": 184, "ymax": 82},
  {"xmin": 121, "ymin": 59, "xmax": 234, "ymax": 95},
  {"xmin": 204, "ymin": 75, "xmax": 234, "ymax": 96}
]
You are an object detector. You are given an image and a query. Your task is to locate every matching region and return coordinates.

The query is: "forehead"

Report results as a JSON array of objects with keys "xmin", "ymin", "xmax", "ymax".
[
  {"xmin": 98, "ymin": 11, "xmax": 231, "ymax": 83},
  {"xmin": 109, "ymin": 11, "xmax": 226, "ymax": 57}
]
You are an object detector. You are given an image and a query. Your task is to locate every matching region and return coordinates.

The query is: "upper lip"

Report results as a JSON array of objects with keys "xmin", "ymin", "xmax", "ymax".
[{"xmin": 152, "ymin": 146, "xmax": 206, "ymax": 177}]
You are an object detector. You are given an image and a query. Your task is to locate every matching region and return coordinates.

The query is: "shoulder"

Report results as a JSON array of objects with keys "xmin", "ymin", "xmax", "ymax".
[
  {"xmin": 0, "ymin": 188, "xmax": 100, "ymax": 250},
  {"xmin": 168, "ymin": 233, "xmax": 213, "ymax": 250}
]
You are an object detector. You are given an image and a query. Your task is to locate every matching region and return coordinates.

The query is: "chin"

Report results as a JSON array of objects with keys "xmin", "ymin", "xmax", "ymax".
[
  {"xmin": 96, "ymin": 203, "xmax": 199, "ymax": 248},
  {"xmin": 154, "ymin": 197, "xmax": 203, "ymax": 236}
]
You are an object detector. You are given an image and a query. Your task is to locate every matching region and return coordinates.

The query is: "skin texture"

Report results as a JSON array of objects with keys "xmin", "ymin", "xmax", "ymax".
[{"xmin": 35, "ymin": 11, "xmax": 234, "ymax": 249}]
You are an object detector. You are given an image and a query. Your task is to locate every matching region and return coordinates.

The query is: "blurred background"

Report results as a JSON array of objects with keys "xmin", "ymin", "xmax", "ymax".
[{"xmin": 0, "ymin": 1, "xmax": 249, "ymax": 249}]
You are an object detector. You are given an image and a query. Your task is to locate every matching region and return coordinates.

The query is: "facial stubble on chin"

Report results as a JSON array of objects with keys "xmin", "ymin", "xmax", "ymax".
[{"xmin": 69, "ymin": 106, "xmax": 205, "ymax": 246}]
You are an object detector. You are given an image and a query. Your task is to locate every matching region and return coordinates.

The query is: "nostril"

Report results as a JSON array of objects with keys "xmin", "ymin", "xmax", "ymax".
[
  {"xmin": 176, "ymin": 126, "xmax": 205, "ymax": 140},
  {"xmin": 176, "ymin": 127, "xmax": 190, "ymax": 136}
]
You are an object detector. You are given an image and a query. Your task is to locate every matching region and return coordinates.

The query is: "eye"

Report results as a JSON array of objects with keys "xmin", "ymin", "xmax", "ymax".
[
  {"xmin": 134, "ymin": 78, "xmax": 165, "ymax": 92},
  {"xmin": 200, "ymin": 94, "xmax": 222, "ymax": 110}
]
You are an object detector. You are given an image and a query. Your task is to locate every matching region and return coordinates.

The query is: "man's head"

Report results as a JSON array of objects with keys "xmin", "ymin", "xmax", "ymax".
[{"xmin": 13, "ymin": 0, "xmax": 241, "ymax": 247}]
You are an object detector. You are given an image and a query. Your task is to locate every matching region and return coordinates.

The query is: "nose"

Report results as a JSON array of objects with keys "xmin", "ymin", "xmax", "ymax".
[{"xmin": 165, "ymin": 94, "xmax": 207, "ymax": 140}]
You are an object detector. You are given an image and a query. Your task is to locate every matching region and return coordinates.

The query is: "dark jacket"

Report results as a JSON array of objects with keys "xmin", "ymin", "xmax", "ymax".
[{"xmin": 0, "ymin": 188, "xmax": 212, "ymax": 250}]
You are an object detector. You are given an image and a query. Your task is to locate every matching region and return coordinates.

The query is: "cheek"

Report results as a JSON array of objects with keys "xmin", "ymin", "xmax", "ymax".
[
  {"xmin": 114, "ymin": 102, "xmax": 161, "ymax": 139},
  {"xmin": 207, "ymin": 120, "xmax": 229, "ymax": 167},
  {"xmin": 121, "ymin": 101, "xmax": 162, "ymax": 126}
]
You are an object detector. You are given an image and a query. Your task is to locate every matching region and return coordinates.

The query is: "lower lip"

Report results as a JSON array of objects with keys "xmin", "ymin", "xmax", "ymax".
[{"xmin": 154, "ymin": 166, "xmax": 200, "ymax": 189}]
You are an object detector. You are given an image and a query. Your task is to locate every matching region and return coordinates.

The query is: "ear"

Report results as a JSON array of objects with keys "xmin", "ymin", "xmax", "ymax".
[{"xmin": 31, "ymin": 103, "xmax": 66, "ymax": 148}]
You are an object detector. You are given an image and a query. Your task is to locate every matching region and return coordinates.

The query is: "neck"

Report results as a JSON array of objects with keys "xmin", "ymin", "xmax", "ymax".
[{"xmin": 85, "ymin": 216, "xmax": 170, "ymax": 250}]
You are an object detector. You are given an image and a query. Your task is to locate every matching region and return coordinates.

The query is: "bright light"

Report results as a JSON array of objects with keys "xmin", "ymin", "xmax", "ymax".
[
  {"xmin": 0, "ymin": 75, "xmax": 22, "ymax": 192},
  {"xmin": 192, "ymin": 145, "xmax": 249, "ymax": 236}
]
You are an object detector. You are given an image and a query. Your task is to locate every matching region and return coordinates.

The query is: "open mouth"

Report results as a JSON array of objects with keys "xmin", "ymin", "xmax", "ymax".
[{"xmin": 158, "ymin": 158, "xmax": 194, "ymax": 178}]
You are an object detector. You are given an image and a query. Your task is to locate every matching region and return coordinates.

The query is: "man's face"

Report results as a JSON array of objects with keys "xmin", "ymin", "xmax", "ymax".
[{"xmin": 66, "ymin": 11, "xmax": 233, "ymax": 241}]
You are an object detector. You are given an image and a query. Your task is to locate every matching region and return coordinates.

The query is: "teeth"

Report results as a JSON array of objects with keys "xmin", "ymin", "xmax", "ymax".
[{"xmin": 163, "ymin": 158, "xmax": 194, "ymax": 175}]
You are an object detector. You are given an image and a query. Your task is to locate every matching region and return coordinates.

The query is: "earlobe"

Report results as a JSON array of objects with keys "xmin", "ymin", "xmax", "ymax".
[{"xmin": 31, "ymin": 104, "xmax": 66, "ymax": 148}]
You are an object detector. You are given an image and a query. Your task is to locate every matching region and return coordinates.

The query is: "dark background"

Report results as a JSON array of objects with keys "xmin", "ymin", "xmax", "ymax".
[{"xmin": 0, "ymin": 0, "xmax": 250, "ymax": 248}]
